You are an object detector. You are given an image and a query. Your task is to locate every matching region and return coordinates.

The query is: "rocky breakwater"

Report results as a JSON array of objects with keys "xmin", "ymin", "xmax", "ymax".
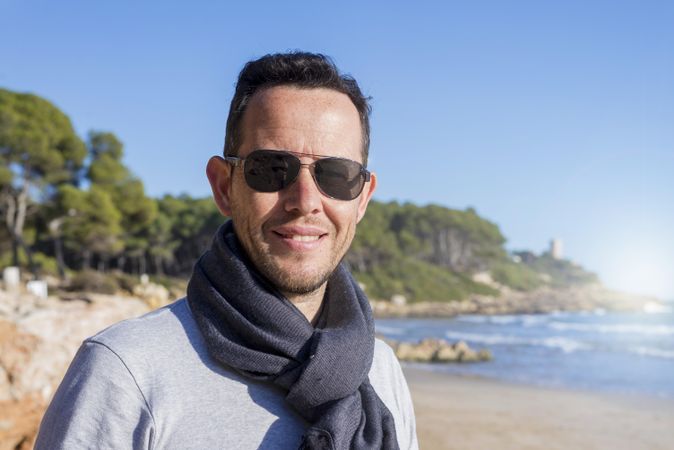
[
  {"xmin": 0, "ymin": 289, "xmax": 149, "ymax": 450},
  {"xmin": 372, "ymin": 285, "xmax": 662, "ymax": 318},
  {"xmin": 383, "ymin": 337, "xmax": 492, "ymax": 363}
]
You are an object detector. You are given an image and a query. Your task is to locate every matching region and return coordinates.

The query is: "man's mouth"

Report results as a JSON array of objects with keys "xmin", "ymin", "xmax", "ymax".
[
  {"xmin": 271, "ymin": 226, "xmax": 328, "ymax": 248},
  {"xmin": 282, "ymin": 234, "xmax": 321, "ymax": 242}
]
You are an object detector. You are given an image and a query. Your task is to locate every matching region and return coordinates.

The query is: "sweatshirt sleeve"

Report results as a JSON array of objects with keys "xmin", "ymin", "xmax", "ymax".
[
  {"xmin": 371, "ymin": 340, "xmax": 419, "ymax": 450},
  {"xmin": 34, "ymin": 340, "xmax": 155, "ymax": 450},
  {"xmin": 388, "ymin": 350, "xmax": 419, "ymax": 450}
]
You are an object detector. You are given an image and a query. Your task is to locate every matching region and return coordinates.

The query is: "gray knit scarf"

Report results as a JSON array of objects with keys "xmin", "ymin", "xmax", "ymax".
[{"xmin": 186, "ymin": 221, "xmax": 399, "ymax": 450}]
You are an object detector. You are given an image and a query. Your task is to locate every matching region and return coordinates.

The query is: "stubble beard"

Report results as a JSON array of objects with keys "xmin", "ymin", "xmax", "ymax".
[
  {"xmin": 256, "ymin": 255, "xmax": 335, "ymax": 295},
  {"xmin": 234, "ymin": 223, "xmax": 351, "ymax": 296}
]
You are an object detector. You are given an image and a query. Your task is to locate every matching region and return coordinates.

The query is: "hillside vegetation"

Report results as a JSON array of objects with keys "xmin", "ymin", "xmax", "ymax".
[{"xmin": 348, "ymin": 201, "xmax": 597, "ymax": 301}]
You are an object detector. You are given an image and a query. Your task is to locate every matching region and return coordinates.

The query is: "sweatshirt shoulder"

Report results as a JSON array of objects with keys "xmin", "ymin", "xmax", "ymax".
[{"xmin": 87, "ymin": 298, "xmax": 195, "ymax": 352}]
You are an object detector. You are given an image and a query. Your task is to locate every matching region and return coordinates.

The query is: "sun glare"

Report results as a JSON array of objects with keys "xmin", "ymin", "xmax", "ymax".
[{"xmin": 601, "ymin": 243, "xmax": 674, "ymax": 300}]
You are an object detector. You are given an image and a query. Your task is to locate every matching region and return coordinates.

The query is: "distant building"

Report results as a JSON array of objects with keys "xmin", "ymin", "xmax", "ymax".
[{"xmin": 550, "ymin": 238, "xmax": 563, "ymax": 260}]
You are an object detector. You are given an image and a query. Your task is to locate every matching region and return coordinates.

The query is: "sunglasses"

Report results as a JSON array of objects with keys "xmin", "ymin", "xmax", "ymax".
[{"xmin": 224, "ymin": 149, "xmax": 371, "ymax": 201}]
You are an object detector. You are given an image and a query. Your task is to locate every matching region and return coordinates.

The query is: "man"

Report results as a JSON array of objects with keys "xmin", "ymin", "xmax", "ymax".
[{"xmin": 35, "ymin": 52, "xmax": 417, "ymax": 450}]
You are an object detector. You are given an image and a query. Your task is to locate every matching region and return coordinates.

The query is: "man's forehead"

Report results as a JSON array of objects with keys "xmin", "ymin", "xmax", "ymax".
[
  {"xmin": 239, "ymin": 85, "xmax": 363, "ymax": 159},
  {"xmin": 246, "ymin": 85, "xmax": 358, "ymax": 119}
]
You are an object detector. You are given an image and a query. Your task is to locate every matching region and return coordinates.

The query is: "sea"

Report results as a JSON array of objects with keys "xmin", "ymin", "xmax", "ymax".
[{"xmin": 375, "ymin": 303, "xmax": 674, "ymax": 399}]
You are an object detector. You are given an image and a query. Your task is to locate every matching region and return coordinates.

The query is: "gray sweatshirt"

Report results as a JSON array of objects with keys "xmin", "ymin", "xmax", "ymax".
[{"xmin": 35, "ymin": 299, "xmax": 418, "ymax": 449}]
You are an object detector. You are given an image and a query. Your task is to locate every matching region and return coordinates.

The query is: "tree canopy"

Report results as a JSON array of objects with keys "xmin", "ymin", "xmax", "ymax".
[{"xmin": 0, "ymin": 89, "xmax": 86, "ymax": 268}]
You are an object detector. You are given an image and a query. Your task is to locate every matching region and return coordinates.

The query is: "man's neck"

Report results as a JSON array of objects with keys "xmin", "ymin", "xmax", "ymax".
[{"xmin": 283, "ymin": 284, "xmax": 327, "ymax": 326}]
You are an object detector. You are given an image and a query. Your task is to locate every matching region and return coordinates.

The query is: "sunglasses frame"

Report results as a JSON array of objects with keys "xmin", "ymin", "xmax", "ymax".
[{"xmin": 223, "ymin": 149, "xmax": 371, "ymax": 201}]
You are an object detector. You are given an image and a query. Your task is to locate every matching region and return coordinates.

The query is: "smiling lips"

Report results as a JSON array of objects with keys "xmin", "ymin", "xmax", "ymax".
[{"xmin": 272, "ymin": 226, "xmax": 328, "ymax": 248}]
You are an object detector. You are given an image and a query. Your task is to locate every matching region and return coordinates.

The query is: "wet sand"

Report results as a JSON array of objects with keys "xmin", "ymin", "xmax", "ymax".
[{"xmin": 404, "ymin": 368, "xmax": 674, "ymax": 450}]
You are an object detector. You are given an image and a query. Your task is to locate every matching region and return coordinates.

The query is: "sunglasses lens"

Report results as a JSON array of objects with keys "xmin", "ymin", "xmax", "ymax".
[
  {"xmin": 241, "ymin": 150, "xmax": 366, "ymax": 200},
  {"xmin": 314, "ymin": 158, "xmax": 365, "ymax": 200},
  {"xmin": 244, "ymin": 151, "xmax": 299, "ymax": 192}
]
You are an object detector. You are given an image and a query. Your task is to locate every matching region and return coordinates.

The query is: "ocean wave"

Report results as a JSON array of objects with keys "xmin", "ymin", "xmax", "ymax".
[
  {"xmin": 573, "ymin": 308, "xmax": 607, "ymax": 317},
  {"xmin": 457, "ymin": 314, "xmax": 550, "ymax": 327},
  {"xmin": 455, "ymin": 315, "xmax": 491, "ymax": 324},
  {"xmin": 374, "ymin": 325, "xmax": 406, "ymax": 335},
  {"xmin": 628, "ymin": 346, "xmax": 674, "ymax": 360},
  {"xmin": 444, "ymin": 331, "xmax": 589, "ymax": 353},
  {"xmin": 548, "ymin": 321, "xmax": 674, "ymax": 336}
]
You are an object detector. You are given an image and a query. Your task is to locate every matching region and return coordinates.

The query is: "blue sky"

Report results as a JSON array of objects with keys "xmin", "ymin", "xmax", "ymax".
[{"xmin": 2, "ymin": 0, "xmax": 673, "ymax": 299}]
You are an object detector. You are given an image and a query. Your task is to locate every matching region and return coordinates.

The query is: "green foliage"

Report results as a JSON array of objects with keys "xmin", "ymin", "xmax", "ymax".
[
  {"xmin": 67, "ymin": 270, "xmax": 119, "ymax": 294},
  {"xmin": 156, "ymin": 194, "xmax": 224, "ymax": 273},
  {"xmin": 86, "ymin": 131, "xmax": 157, "ymax": 236},
  {"xmin": 490, "ymin": 260, "xmax": 544, "ymax": 291},
  {"xmin": 527, "ymin": 254, "xmax": 599, "ymax": 287},
  {"xmin": 354, "ymin": 256, "xmax": 498, "ymax": 302},
  {"xmin": 348, "ymin": 201, "xmax": 507, "ymax": 301},
  {"xmin": 349, "ymin": 201, "xmax": 598, "ymax": 300},
  {"xmin": 0, "ymin": 89, "xmax": 87, "ymax": 187},
  {"xmin": 108, "ymin": 270, "xmax": 140, "ymax": 293},
  {"xmin": 0, "ymin": 88, "xmax": 87, "ymax": 269},
  {"xmin": 0, "ymin": 250, "xmax": 58, "ymax": 276},
  {"xmin": 56, "ymin": 184, "xmax": 123, "ymax": 259},
  {"xmin": 31, "ymin": 252, "xmax": 60, "ymax": 276},
  {"xmin": 351, "ymin": 201, "xmax": 507, "ymax": 274}
]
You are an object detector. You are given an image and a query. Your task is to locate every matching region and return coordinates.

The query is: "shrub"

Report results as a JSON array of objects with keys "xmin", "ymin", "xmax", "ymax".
[{"xmin": 67, "ymin": 270, "xmax": 119, "ymax": 294}]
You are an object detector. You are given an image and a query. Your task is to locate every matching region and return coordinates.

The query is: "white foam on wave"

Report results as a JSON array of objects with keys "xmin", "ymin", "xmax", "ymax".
[
  {"xmin": 628, "ymin": 346, "xmax": 674, "ymax": 360},
  {"xmin": 521, "ymin": 315, "xmax": 549, "ymax": 327},
  {"xmin": 549, "ymin": 321, "xmax": 674, "ymax": 336},
  {"xmin": 457, "ymin": 314, "xmax": 549, "ymax": 327},
  {"xmin": 576, "ymin": 308, "xmax": 607, "ymax": 317},
  {"xmin": 456, "ymin": 315, "xmax": 491, "ymax": 324},
  {"xmin": 374, "ymin": 324, "xmax": 406, "ymax": 336},
  {"xmin": 444, "ymin": 331, "xmax": 589, "ymax": 353}
]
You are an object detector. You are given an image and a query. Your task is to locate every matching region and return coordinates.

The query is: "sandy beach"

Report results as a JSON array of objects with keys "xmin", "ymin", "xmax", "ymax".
[{"xmin": 405, "ymin": 368, "xmax": 674, "ymax": 450}]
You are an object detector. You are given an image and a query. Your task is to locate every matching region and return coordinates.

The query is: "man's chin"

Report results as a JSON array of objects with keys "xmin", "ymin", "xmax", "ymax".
[{"xmin": 263, "ymin": 265, "xmax": 333, "ymax": 296}]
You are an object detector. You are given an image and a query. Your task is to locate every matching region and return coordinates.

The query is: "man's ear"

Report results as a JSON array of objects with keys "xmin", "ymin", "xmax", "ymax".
[
  {"xmin": 356, "ymin": 172, "xmax": 377, "ymax": 223},
  {"xmin": 206, "ymin": 156, "xmax": 233, "ymax": 217}
]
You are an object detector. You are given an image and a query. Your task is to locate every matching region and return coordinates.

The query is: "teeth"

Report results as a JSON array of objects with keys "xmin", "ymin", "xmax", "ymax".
[{"xmin": 289, "ymin": 235, "xmax": 320, "ymax": 242}]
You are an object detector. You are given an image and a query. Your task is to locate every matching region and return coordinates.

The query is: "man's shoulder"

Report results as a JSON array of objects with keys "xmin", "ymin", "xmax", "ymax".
[
  {"xmin": 87, "ymin": 298, "xmax": 196, "ymax": 355},
  {"xmin": 373, "ymin": 337, "xmax": 397, "ymax": 363},
  {"xmin": 370, "ymin": 338, "xmax": 405, "ymax": 393}
]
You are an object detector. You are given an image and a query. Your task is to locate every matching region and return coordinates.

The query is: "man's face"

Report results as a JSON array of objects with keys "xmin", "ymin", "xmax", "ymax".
[{"xmin": 219, "ymin": 86, "xmax": 375, "ymax": 295}]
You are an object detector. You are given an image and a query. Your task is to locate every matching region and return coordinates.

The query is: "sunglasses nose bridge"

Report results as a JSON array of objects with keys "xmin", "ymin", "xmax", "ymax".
[
  {"xmin": 282, "ymin": 161, "xmax": 324, "ymax": 213},
  {"xmin": 294, "ymin": 162, "xmax": 319, "ymax": 190}
]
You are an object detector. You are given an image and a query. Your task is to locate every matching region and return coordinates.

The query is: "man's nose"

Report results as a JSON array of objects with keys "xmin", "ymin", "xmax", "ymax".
[{"xmin": 283, "ymin": 166, "xmax": 323, "ymax": 214}]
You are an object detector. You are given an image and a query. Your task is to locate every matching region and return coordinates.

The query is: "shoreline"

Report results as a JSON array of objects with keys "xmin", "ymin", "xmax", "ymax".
[
  {"xmin": 372, "ymin": 285, "xmax": 663, "ymax": 318},
  {"xmin": 404, "ymin": 367, "xmax": 674, "ymax": 450}
]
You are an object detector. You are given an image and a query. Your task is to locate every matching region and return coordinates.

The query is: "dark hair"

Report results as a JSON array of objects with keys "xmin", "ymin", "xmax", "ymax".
[{"xmin": 224, "ymin": 52, "xmax": 372, "ymax": 166}]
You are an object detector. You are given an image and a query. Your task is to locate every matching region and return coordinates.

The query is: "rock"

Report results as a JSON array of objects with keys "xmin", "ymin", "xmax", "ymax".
[
  {"xmin": 26, "ymin": 280, "xmax": 48, "ymax": 299},
  {"xmin": 2, "ymin": 267, "xmax": 20, "ymax": 293},
  {"xmin": 133, "ymin": 282, "xmax": 170, "ymax": 309},
  {"xmin": 413, "ymin": 339, "xmax": 441, "ymax": 361},
  {"xmin": 387, "ymin": 336, "xmax": 491, "ymax": 363},
  {"xmin": 0, "ymin": 395, "xmax": 43, "ymax": 450},
  {"xmin": 0, "ymin": 289, "xmax": 150, "ymax": 449},
  {"xmin": 390, "ymin": 294, "xmax": 407, "ymax": 306},
  {"xmin": 0, "ymin": 320, "xmax": 41, "ymax": 402},
  {"xmin": 394, "ymin": 342, "xmax": 418, "ymax": 360},
  {"xmin": 435, "ymin": 345, "xmax": 458, "ymax": 362}
]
